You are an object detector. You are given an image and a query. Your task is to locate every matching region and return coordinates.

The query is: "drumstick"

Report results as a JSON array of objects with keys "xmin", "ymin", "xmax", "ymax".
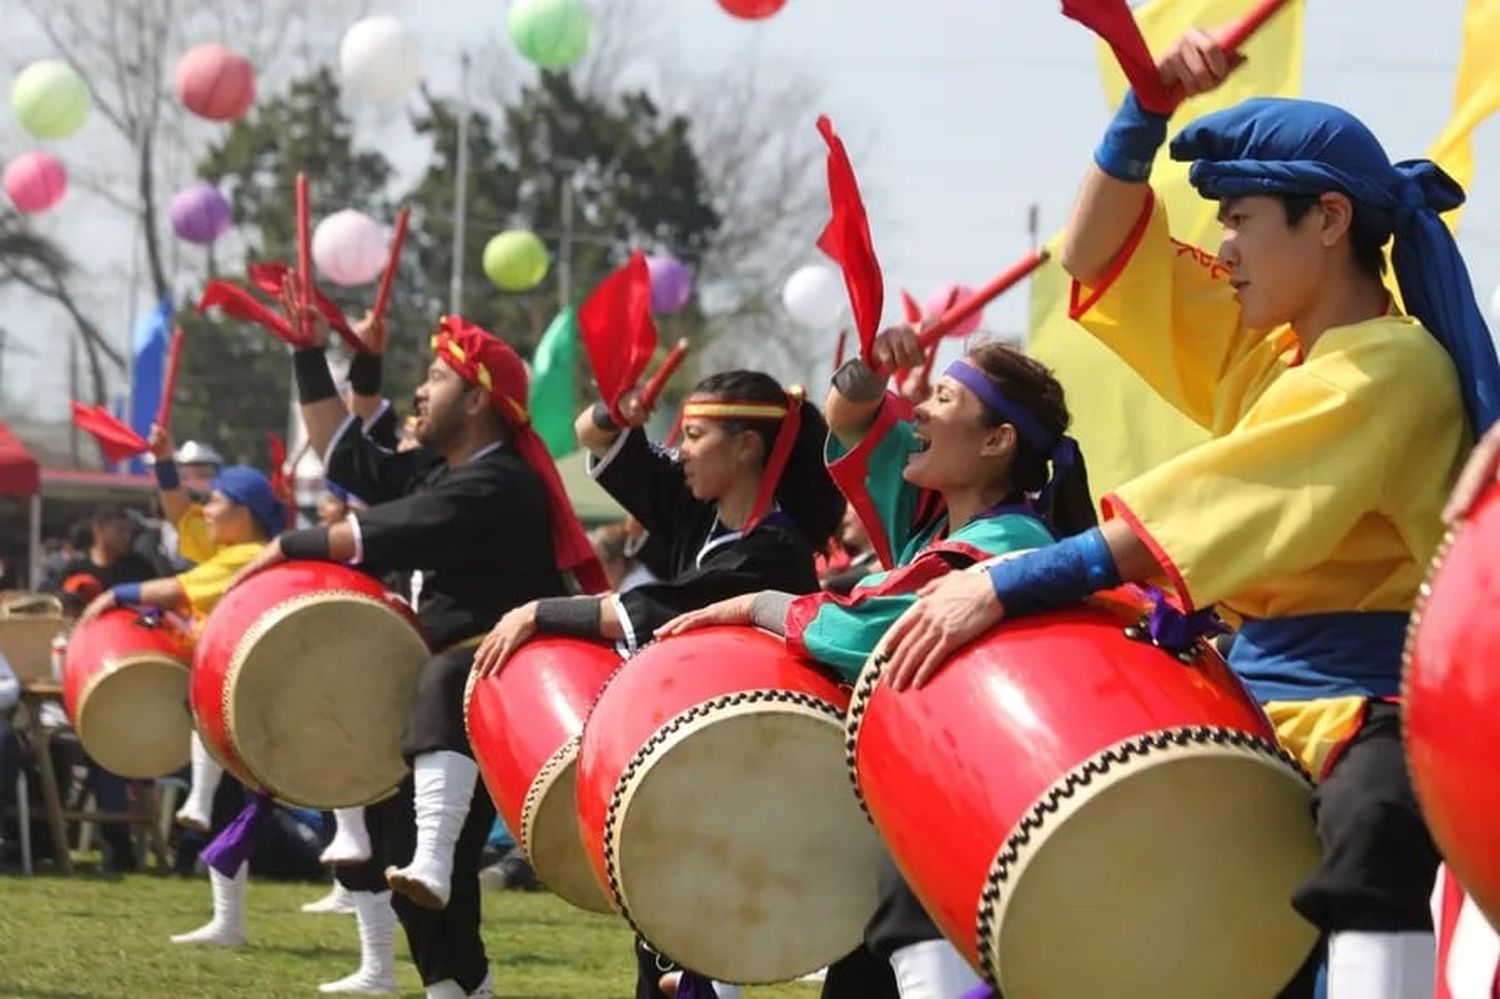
[
  {"xmin": 372, "ymin": 206, "xmax": 410, "ymax": 322},
  {"xmin": 915, "ymin": 249, "xmax": 1049, "ymax": 352},
  {"xmin": 641, "ymin": 339, "xmax": 690, "ymax": 409},
  {"xmin": 833, "ymin": 328, "xmax": 848, "ymax": 370},
  {"xmin": 295, "ymin": 173, "xmax": 314, "ymax": 346},
  {"xmin": 155, "ymin": 326, "xmax": 185, "ymax": 430}
]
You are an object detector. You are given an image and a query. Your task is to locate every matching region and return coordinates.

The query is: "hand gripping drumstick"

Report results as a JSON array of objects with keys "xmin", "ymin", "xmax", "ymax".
[{"xmin": 640, "ymin": 338, "xmax": 690, "ymax": 409}]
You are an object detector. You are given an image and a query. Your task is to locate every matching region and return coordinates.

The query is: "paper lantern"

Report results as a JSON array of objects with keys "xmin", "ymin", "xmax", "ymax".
[
  {"xmin": 483, "ymin": 230, "xmax": 550, "ymax": 291},
  {"xmin": 313, "ymin": 210, "xmax": 389, "ymax": 287},
  {"xmin": 924, "ymin": 282, "xmax": 983, "ymax": 336},
  {"xmin": 509, "ymin": 0, "xmax": 594, "ymax": 70},
  {"xmin": 4, "ymin": 153, "xmax": 67, "ymax": 213},
  {"xmin": 12, "ymin": 60, "xmax": 91, "ymax": 140},
  {"xmin": 174, "ymin": 44, "xmax": 256, "ymax": 122},
  {"xmin": 719, "ymin": 0, "xmax": 788, "ymax": 19},
  {"xmin": 341, "ymin": 16, "xmax": 422, "ymax": 101},
  {"xmin": 169, "ymin": 183, "xmax": 231, "ymax": 245},
  {"xmin": 782, "ymin": 264, "xmax": 846, "ymax": 329},
  {"xmin": 646, "ymin": 254, "xmax": 693, "ymax": 315}
]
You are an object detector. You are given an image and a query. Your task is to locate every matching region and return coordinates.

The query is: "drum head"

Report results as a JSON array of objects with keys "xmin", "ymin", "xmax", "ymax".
[
  {"xmin": 226, "ymin": 594, "xmax": 429, "ymax": 807},
  {"xmin": 526, "ymin": 744, "xmax": 614, "ymax": 914},
  {"xmin": 77, "ymin": 656, "xmax": 191, "ymax": 779},
  {"xmin": 610, "ymin": 699, "xmax": 884, "ymax": 984},
  {"xmin": 986, "ymin": 732, "xmax": 1321, "ymax": 998}
]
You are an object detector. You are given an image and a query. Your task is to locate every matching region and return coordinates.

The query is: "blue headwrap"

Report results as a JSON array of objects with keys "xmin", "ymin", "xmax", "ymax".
[
  {"xmin": 1171, "ymin": 97, "xmax": 1500, "ymax": 434},
  {"xmin": 213, "ymin": 465, "xmax": 286, "ymax": 538}
]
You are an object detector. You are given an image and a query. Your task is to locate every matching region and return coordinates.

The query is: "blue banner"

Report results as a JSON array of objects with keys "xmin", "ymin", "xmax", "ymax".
[{"xmin": 127, "ymin": 299, "xmax": 174, "ymax": 474}]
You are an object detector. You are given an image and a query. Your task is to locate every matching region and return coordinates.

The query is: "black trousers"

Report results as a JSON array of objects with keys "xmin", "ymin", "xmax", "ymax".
[
  {"xmin": 1291, "ymin": 701, "xmax": 1440, "ymax": 934},
  {"xmin": 632, "ymin": 938, "xmax": 898, "ymax": 999},
  {"xmin": 338, "ymin": 644, "xmax": 494, "ymax": 991}
]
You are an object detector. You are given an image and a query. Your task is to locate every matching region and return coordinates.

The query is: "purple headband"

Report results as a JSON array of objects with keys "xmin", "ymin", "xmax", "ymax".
[{"xmin": 944, "ymin": 359, "xmax": 1080, "ymax": 519}]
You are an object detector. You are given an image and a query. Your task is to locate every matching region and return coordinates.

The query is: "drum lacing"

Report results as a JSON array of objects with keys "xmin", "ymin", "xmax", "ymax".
[
  {"xmin": 972, "ymin": 725, "xmax": 1310, "ymax": 990},
  {"xmin": 841, "ymin": 654, "xmax": 885, "ymax": 821},
  {"xmin": 600, "ymin": 687, "xmax": 844, "ymax": 973},
  {"xmin": 1398, "ymin": 522, "xmax": 1459, "ymax": 818}
]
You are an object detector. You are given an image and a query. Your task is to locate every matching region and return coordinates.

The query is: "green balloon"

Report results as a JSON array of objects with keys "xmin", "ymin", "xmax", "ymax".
[
  {"xmin": 483, "ymin": 230, "xmax": 550, "ymax": 291},
  {"xmin": 12, "ymin": 60, "xmax": 90, "ymax": 140},
  {"xmin": 508, "ymin": 0, "xmax": 594, "ymax": 70}
]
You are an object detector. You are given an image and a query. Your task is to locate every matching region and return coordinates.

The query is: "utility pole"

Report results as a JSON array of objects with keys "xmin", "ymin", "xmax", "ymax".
[
  {"xmin": 558, "ymin": 177, "xmax": 574, "ymax": 311},
  {"xmin": 448, "ymin": 52, "xmax": 472, "ymax": 317}
]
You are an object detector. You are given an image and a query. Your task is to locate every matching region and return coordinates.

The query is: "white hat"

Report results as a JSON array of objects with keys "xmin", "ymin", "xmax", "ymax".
[{"xmin": 174, "ymin": 440, "xmax": 225, "ymax": 466}]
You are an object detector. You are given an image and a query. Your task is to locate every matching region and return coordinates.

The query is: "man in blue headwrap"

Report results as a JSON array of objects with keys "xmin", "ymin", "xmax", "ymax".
[{"xmin": 876, "ymin": 27, "xmax": 1500, "ymax": 999}]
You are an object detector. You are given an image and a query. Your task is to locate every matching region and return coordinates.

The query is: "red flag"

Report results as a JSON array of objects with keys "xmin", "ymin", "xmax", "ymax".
[
  {"xmin": 266, "ymin": 432, "xmax": 296, "ymax": 527},
  {"xmin": 199, "ymin": 280, "xmax": 299, "ymax": 344},
  {"xmin": 1060, "ymin": 0, "xmax": 1175, "ymax": 114},
  {"xmin": 899, "ymin": 289, "xmax": 922, "ymax": 325},
  {"xmin": 815, "ymin": 115, "xmax": 884, "ymax": 362},
  {"xmin": 578, "ymin": 252, "xmax": 658, "ymax": 416},
  {"xmin": 71, "ymin": 401, "xmax": 148, "ymax": 464}
]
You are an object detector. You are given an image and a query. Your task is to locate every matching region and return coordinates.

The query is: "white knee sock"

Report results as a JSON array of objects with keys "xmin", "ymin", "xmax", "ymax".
[
  {"xmin": 320, "ymin": 807, "xmax": 373, "ymax": 865},
  {"xmin": 1327, "ymin": 930, "xmax": 1436, "ymax": 999},
  {"xmin": 175, "ymin": 733, "xmax": 223, "ymax": 831},
  {"xmin": 889, "ymin": 939, "xmax": 984, "ymax": 999},
  {"xmin": 386, "ymin": 751, "xmax": 476, "ymax": 910},
  {"xmin": 170, "ymin": 861, "xmax": 246, "ymax": 945},
  {"xmin": 318, "ymin": 890, "xmax": 397, "ymax": 994}
]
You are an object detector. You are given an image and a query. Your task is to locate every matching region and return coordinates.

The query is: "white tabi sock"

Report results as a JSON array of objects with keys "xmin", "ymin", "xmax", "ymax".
[
  {"xmin": 321, "ymin": 807, "xmax": 373, "ymax": 865},
  {"xmin": 385, "ymin": 750, "xmax": 476, "ymax": 910},
  {"xmin": 318, "ymin": 890, "xmax": 397, "ymax": 994},
  {"xmin": 175, "ymin": 732, "xmax": 223, "ymax": 832},
  {"xmin": 1327, "ymin": 930, "xmax": 1436, "ymax": 999},
  {"xmin": 170, "ymin": 861, "xmax": 247, "ymax": 946},
  {"xmin": 889, "ymin": 939, "xmax": 985, "ymax": 999}
]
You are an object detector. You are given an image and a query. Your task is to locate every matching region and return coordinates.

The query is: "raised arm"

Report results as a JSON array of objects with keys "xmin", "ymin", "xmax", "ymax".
[
  {"xmin": 283, "ymin": 276, "xmax": 351, "ymax": 459},
  {"xmin": 1060, "ymin": 29, "xmax": 1235, "ymax": 286},
  {"xmin": 347, "ymin": 309, "xmax": 388, "ymax": 426},
  {"xmin": 148, "ymin": 425, "xmax": 191, "ymax": 528},
  {"xmin": 826, "ymin": 327, "xmax": 923, "ymax": 449}
]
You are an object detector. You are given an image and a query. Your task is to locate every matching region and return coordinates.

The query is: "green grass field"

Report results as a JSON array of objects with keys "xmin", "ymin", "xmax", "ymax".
[{"xmin": 0, "ymin": 870, "xmax": 822, "ymax": 998}]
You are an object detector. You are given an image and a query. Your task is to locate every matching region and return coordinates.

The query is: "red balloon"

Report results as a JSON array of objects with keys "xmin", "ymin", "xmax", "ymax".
[
  {"xmin": 1405, "ymin": 484, "xmax": 1500, "ymax": 929},
  {"xmin": 718, "ymin": 0, "xmax": 787, "ymax": 19},
  {"xmin": 174, "ymin": 44, "xmax": 256, "ymax": 122}
]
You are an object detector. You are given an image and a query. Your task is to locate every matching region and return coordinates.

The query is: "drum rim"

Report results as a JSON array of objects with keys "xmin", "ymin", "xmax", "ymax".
[
  {"xmin": 601, "ymin": 686, "xmax": 846, "ymax": 980},
  {"xmin": 973, "ymin": 723, "xmax": 1312, "ymax": 990},
  {"xmin": 843, "ymin": 651, "xmax": 885, "ymax": 819},
  {"xmin": 521, "ymin": 735, "xmax": 580, "ymax": 861},
  {"xmin": 222, "ymin": 588, "xmax": 423, "ymax": 806}
]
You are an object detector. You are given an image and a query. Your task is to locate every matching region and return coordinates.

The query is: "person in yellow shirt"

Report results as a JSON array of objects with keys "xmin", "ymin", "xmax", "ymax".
[
  {"xmin": 876, "ymin": 27, "xmax": 1500, "ymax": 999},
  {"xmin": 78, "ymin": 428, "xmax": 283, "ymax": 949}
]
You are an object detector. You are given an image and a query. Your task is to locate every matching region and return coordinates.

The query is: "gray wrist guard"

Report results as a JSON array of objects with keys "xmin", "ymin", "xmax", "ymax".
[
  {"xmin": 749, "ymin": 590, "xmax": 794, "ymax": 636},
  {"xmin": 832, "ymin": 359, "xmax": 884, "ymax": 403},
  {"xmin": 533, "ymin": 596, "xmax": 604, "ymax": 638}
]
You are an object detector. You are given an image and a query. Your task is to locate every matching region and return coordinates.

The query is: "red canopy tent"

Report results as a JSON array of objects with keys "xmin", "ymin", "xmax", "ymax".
[{"xmin": 0, "ymin": 423, "xmax": 40, "ymax": 498}]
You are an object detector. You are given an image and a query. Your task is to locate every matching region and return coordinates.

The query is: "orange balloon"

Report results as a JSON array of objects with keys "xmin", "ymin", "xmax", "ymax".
[{"xmin": 174, "ymin": 44, "xmax": 256, "ymax": 122}]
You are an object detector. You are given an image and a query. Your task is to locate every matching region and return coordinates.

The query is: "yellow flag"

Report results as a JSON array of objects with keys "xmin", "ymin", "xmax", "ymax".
[
  {"xmin": 1427, "ymin": 0, "xmax": 1500, "ymax": 232},
  {"xmin": 1029, "ymin": 0, "xmax": 1304, "ymax": 502}
]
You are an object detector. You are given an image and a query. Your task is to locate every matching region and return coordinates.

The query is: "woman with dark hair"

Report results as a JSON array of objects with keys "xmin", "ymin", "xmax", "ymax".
[
  {"xmin": 659, "ymin": 327, "xmax": 1094, "ymax": 997},
  {"xmin": 472, "ymin": 367, "xmax": 846, "ymax": 999}
]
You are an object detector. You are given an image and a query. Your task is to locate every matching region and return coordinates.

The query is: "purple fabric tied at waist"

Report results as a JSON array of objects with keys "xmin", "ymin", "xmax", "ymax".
[
  {"xmin": 674, "ymin": 972, "xmax": 718, "ymax": 999},
  {"xmin": 200, "ymin": 790, "xmax": 271, "ymax": 877},
  {"xmin": 959, "ymin": 987, "xmax": 997, "ymax": 999},
  {"xmin": 1144, "ymin": 586, "xmax": 1226, "ymax": 653}
]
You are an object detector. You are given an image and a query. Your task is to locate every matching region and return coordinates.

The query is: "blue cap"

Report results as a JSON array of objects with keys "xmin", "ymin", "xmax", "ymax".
[{"xmin": 213, "ymin": 465, "xmax": 286, "ymax": 538}]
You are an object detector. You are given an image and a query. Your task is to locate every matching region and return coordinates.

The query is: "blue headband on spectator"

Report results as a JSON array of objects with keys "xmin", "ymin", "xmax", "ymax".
[{"xmin": 1173, "ymin": 97, "xmax": 1500, "ymax": 434}]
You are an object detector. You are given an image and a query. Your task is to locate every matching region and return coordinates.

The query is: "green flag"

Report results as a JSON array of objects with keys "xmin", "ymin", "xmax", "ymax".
[{"xmin": 529, "ymin": 306, "xmax": 580, "ymax": 458}]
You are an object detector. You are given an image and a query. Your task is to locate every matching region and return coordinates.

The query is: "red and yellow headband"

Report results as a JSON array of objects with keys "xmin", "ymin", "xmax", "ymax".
[
  {"xmin": 680, "ymin": 386, "xmax": 806, "ymax": 533},
  {"xmin": 430, "ymin": 316, "xmax": 530, "ymax": 427}
]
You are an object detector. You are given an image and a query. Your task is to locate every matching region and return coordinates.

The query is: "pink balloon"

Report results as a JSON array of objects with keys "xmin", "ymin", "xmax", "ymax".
[
  {"xmin": 924, "ymin": 282, "xmax": 983, "ymax": 337},
  {"xmin": 175, "ymin": 44, "xmax": 257, "ymax": 122},
  {"xmin": 4, "ymin": 152, "xmax": 67, "ymax": 213},
  {"xmin": 718, "ymin": 0, "xmax": 787, "ymax": 18}
]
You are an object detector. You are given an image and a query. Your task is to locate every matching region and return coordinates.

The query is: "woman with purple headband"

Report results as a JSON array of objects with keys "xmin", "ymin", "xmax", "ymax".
[{"xmin": 658, "ymin": 327, "xmax": 1095, "ymax": 998}]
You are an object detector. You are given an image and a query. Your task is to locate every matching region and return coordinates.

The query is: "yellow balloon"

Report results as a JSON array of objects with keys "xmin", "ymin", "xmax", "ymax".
[
  {"xmin": 12, "ymin": 60, "xmax": 90, "ymax": 140},
  {"xmin": 483, "ymin": 230, "xmax": 550, "ymax": 291}
]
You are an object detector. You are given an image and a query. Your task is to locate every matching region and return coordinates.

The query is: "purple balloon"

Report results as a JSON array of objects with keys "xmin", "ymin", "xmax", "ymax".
[
  {"xmin": 646, "ymin": 254, "xmax": 693, "ymax": 315},
  {"xmin": 170, "ymin": 182, "xmax": 232, "ymax": 245}
]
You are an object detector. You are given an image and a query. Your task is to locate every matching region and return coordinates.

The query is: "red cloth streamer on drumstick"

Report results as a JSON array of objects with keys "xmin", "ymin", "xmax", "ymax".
[
  {"xmin": 247, "ymin": 262, "xmax": 363, "ymax": 351},
  {"xmin": 816, "ymin": 115, "xmax": 884, "ymax": 364},
  {"xmin": 295, "ymin": 173, "xmax": 316, "ymax": 345},
  {"xmin": 833, "ymin": 328, "xmax": 849, "ymax": 371},
  {"xmin": 640, "ymin": 338, "xmax": 689, "ymax": 409},
  {"xmin": 899, "ymin": 289, "xmax": 922, "ymax": 325},
  {"xmin": 914, "ymin": 249, "xmax": 1050, "ymax": 352},
  {"xmin": 155, "ymin": 326, "xmax": 185, "ymax": 430},
  {"xmin": 373, "ymin": 206, "xmax": 410, "ymax": 322},
  {"xmin": 1062, "ymin": 0, "xmax": 1292, "ymax": 115},
  {"xmin": 578, "ymin": 251, "xmax": 658, "ymax": 420},
  {"xmin": 198, "ymin": 281, "xmax": 297, "ymax": 343},
  {"xmin": 70, "ymin": 401, "xmax": 148, "ymax": 464},
  {"xmin": 266, "ymin": 432, "xmax": 297, "ymax": 528}
]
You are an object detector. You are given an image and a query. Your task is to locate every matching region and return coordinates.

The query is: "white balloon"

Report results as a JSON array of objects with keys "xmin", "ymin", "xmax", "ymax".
[
  {"xmin": 340, "ymin": 16, "xmax": 422, "ymax": 102},
  {"xmin": 313, "ymin": 209, "xmax": 389, "ymax": 287},
  {"xmin": 782, "ymin": 263, "xmax": 847, "ymax": 329}
]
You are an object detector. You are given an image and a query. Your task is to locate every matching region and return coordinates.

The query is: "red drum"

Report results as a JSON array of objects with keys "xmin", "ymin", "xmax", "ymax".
[
  {"xmin": 192, "ymin": 562, "xmax": 429, "ymax": 807},
  {"xmin": 577, "ymin": 626, "xmax": 884, "ymax": 984},
  {"xmin": 848, "ymin": 589, "xmax": 1320, "ymax": 998},
  {"xmin": 1405, "ymin": 485, "xmax": 1500, "ymax": 929},
  {"xmin": 63, "ymin": 607, "xmax": 195, "ymax": 779},
  {"xmin": 466, "ymin": 636, "xmax": 620, "ymax": 913}
]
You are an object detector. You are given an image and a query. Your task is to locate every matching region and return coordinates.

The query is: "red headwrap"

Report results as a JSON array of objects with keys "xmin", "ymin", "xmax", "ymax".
[{"xmin": 431, "ymin": 316, "xmax": 606, "ymax": 594}]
